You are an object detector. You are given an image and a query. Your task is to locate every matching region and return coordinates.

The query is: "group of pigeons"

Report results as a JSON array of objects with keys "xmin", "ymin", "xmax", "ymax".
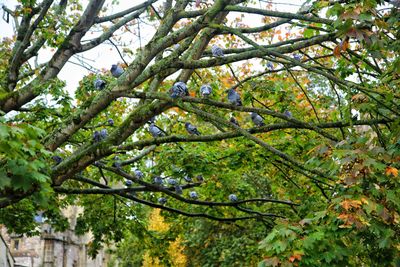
[
  {"xmin": 87, "ymin": 44, "xmax": 297, "ymax": 206},
  {"xmin": 124, "ymin": 169, "xmax": 238, "ymax": 205}
]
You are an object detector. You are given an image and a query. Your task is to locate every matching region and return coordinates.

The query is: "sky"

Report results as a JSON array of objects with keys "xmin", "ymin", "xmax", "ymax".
[{"xmin": 0, "ymin": 0, "xmax": 305, "ymax": 97}]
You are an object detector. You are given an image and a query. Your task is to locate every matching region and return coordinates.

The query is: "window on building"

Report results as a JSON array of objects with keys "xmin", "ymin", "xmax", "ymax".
[{"xmin": 12, "ymin": 239, "xmax": 20, "ymax": 250}]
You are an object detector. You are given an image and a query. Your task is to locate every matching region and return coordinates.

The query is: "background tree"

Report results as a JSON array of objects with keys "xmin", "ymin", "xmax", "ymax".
[{"xmin": 0, "ymin": 0, "xmax": 399, "ymax": 265}]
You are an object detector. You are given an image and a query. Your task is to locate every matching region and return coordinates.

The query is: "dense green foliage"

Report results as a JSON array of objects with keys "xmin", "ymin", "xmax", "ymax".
[{"xmin": 0, "ymin": 0, "xmax": 399, "ymax": 266}]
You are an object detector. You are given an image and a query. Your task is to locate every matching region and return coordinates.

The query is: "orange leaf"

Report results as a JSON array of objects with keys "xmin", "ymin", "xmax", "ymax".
[
  {"xmin": 385, "ymin": 166, "xmax": 398, "ymax": 177},
  {"xmin": 333, "ymin": 45, "xmax": 341, "ymax": 57},
  {"xmin": 340, "ymin": 40, "xmax": 350, "ymax": 51}
]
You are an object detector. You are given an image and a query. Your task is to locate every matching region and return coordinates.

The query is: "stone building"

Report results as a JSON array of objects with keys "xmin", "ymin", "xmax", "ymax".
[
  {"xmin": 0, "ymin": 233, "xmax": 14, "ymax": 267},
  {"xmin": 0, "ymin": 206, "xmax": 114, "ymax": 267}
]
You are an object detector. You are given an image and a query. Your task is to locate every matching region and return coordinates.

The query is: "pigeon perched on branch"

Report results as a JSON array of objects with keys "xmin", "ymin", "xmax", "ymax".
[
  {"xmin": 230, "ymin": 116, "xmax": 239, "ymax": 126},
  {"xmin": 153, "ymin": 176, "xmax": 163, "ymax": 185},
  {"xmin": 227, "ymin": 89, "xmax": 242, "ymax": 106},
  {"xmin": 251, "ymin": 112, "xmax": 265, "ymax": 127},
  {"xmin": 200, "ymin": 84, "xmax": 212, "ymax": 98},
  {"xmin": 185, "ymin": 122, "xmax": 201, "ymax": 135},
  {"xmin": 170, "ymin": 81, "xmax": 189, "ymax": 98},
  {"xmin": 167, "ymin": 178, "xmax": 177, "ymax": 185},
  {"xmin": 110, "ymin": 64, "xmax": 124, "ymax": 77},
  {"xmin": 229, "ymin": 194, "xmax": 238, "ymax": 202},
  {"xmin": 189, "ymin": 191, "xmax": 198, "ymax": 199},
  {"xmin": 134, "ymin": 169, "xmax": 144, "ymax": 179},
  {"xmin": 183, "ymin": 175, "xmax": 192, "ymax": 183},
  {"xmin": 175, "ymin": 185, "xmax": 183, "ymax": 195},
  {"xmin": 211, "ymin": 44, "xmax": 224, "ymax": 57},
  {"xmin": 148, "ymin": 123, "xmax": 166, "ymax": 138},
  {"xmin": 94, "ymin": 78, "xmax": 106, "ymax": 90},
  {"xmin": 283, "ymin": 110, "xmax": 292, "ymax": 118},
  {"xmin": 158, "ymin": 197, "xmax": 167, "ymax": 205}
]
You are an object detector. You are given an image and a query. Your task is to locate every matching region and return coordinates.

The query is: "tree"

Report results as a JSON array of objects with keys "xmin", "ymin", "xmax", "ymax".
[{"xmin": 0, "ymin": 0, "xmax": 399, "ymax": 265}]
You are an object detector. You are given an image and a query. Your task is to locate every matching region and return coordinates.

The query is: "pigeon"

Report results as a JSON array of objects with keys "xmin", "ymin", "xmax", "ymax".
[
  {"xmin": 153, "ymin": 176, "xmax": 163, "ymax": 185},
  {"xmin": 251, "ymin": 112, "xmax": 265, "ymax": 127},
  {"xmin": 110, "ymin": 64, "xmax": 124, "ymax": 77},
  {"xmin": 93, "ymin": 161, "xmax": 103, "ymax": 167},
  {"xmin": 200, "ymin": 84, "xmax": 212, "ymax": 98},
  {"xmin": 107, "ymin": 118, "xmax": 114, "ymax": 126},
  {"xmin": 174, "ymin": 43, "xmax": 180, "ymax": 50},
  {"xmin": 167, "ymin": 178, "xmax": 177, "ymax": 185},
  {"xmin": 134, "ymin": 169, "xmax": 144, "ymax": 179},
  {"xmin": 283, "ymin": 110, "xmax": 292, "ymax": 118},
  {"xmin": 170, "ymin": 81, "xmax": 189, "ymax": 98},
  {"xmin": 94, "ymin": 78, "xmax": 106, "ymax": 90},
  {"xmin": 211, "ymin": 44, "xmax": 224, "ymax": 57},
  {"xmin": 185, "ymin": 122, "xmax": 201, "ymax": 135},
  {"xmin": 227, "ymin": 89, "xmax": 242, "ymax": 106},
  {"xmin": 93, "ymin": 131, "xmax": 101, "ymax": 142},
  {"xmin": 175, "ymin": 185, "xmax": 183, "ymax": 195},
  {"xmin": 158, "ymin": 197, "xmax": 167, "ymax": 205},
  {"xmin": 230, "ymin": 116, "xmax": 240, "ymax": 126},
  {"xmin": 189, "ymin": 191, "xmax": 198, "ymax": 199},
  {"xmin": 125, "ymin": 180, "xmax": 133, "ymax": 187},
  {"xmin": 52, "ymin": 155, "xmax": 63, "ymax": 165},
  {"xmin": 266, "ymin": 62, "xmax": 274, "ymax": 70},
  {"xmin": 183, "ymin": 175, "xmax": 192, "ymax": 183},
  {"xmin": 196, "ymin": 175, "xmax": 204, "ymax": 182},
  {"xmin": 113, "ymin": 156, "xmax": 121, "ymax": 169},
  {"xmin": 293, "ymin": 54, "xmax": 302, "ymax": 61},
  {"xmin": 100, "ymin": 129, "xmax": 108, "ymax": 140},
  {"xmin": 148, "ymin": 123, "xmax": 165, "ymax": 138},
  {"xmin": 229, "ymin": 194, "xmax": 238, "ymax": 202}
]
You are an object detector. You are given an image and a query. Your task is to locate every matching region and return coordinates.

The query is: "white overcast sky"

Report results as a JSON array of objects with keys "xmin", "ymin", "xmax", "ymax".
[{"xmin": 0, "ymin": 0, "xmax": 305, "ymax": 95}]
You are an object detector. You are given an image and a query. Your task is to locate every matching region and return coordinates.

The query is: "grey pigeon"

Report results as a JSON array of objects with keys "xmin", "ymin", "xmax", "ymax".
[
  {"xmin": 110, "ymin": 64, "xmax": 124, "ymax": 77},
  {"xmin": 230, "ymin": 116, "xmax": 239, "ymax": 126},
  {"xmin": 93, "ymin": 161, "xmax": 103, "ymax": 167},
  {"xmin": 167, "ymin": 178, "xmax": 177, "ymax": 185},
  {"xmin": 229, "ymin": 194, "xmax": 238, "ymax": 202},
  {"xmin": 185, "ymin": 122, "xmax": 201, "ymax": 135},
  {"xmin": 183, "ymin": 175, "xmax": 192, "ymax": 183},
  {"xmin": 189, "ymin": 191, "xmax": 198, "ymax": 199},
  {"xmin": 107, "ymin": 118, "xmax": 114, "ymax": 126},
  {"xmin": 148, "ymin": 123, "xmax": 165, "ymax": 138},
  {"xmin": 52, "ymin": 155, "xmax": 62, "ymax": 165},
  {"xmin": 125, "ymin": 180, "xmax": 133, "ymax": 187},
  {"xmin": 293, "ymin": 54, "xmax": 302, "ymax": 61},
  {"xmin": 266, "ymin": 62, "xmax": 274, "ymax": 70},
  {"xmin": 227, "ymin": 89, "xmax": 242, "ymax": 106},
  {"xmin": 134, "ymin": 169, "xmax": 144, "ymax": 179},
  {"xmin": 283, "ymin": 110, "xmax": 292, "ymax": 118},
  {"xmin": 158, "ymin": 197, "xmax": 167, "ymax": 205},
  {"xmin": 93, "ymin": 131, "xmax": 101, "ymax": 142},
  {"xmin": 251, "ymin": 112, "xmax": 265, "ymax": 127},
  {"xmin": 196, "ymin": 175, "xmax": 204, "ymax": 182},
  {"xmin": 100, "ymin": 129, "xmax": 108, "ymax": 140},
  {"xmin": 153, "ymin": 176, "xmax": 163, "ymax": 185},
  {"xmin": 200, "ymin": 84, "xmax": 212, "ymax": 97},
  {"xmin": 175, "ymin": 185, "xmax": 183, "ymax": 195},
  {"xmin": 113, "ymin": 156, "xmax": 121, "ymax": 169},
  {"xmin": 94, "ymin": 78, "xmax": 106, "ymax": 90},
  {"xmin": 173, "ymin": 43, "xmax": 180, "ymax": 50},
  {"xmin": 211, "ymin": 44, "xmax": 224, "ymax": 57},
  {"xmin": 170, "ymin": 81, "xmax": 189, "ymax": 98}
]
